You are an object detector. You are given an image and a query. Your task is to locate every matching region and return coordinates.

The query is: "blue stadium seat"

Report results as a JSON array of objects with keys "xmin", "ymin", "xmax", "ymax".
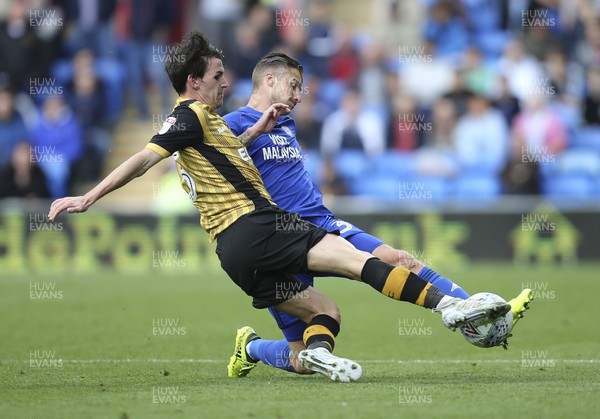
[
  {"xmin": 351, "ymin": 175, "xmax": 401, "ymax": 201},
  {"xmin": 333, "ymin": 150, "xmax": 371, "ymax": 181},
  {"xmin": 451, "ymin": 174, "xmax": 501, "ymax": 200},
  {"xmin": 556, "ymin": 149, "xmax": 600, "ymax": 177},
  {"xmin": 544, "ymin": 174, "xmax": 594, "ymax": 198},
  {"xmin": 319, "ymin": 79, "xmax": 347, "ymax": 109},
  {"xmin": 232, "ymin": 78, "xmax": 253, "ymax": 101},
  {"xmin": 302, "ymin": 149, "xmax": 322, "ymax": 184},
  {"xmin": 571, "ymin": 127, "xmax": 600, "ymax": 152},
  {"xmin": 372, "ymin": 151, "xmax": 415, "ymax": 178}
]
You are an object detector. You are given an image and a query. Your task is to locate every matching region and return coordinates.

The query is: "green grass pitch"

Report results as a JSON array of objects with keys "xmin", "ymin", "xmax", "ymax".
[{"xmin": 1, "ymin": 263, "xmax": 599, "ymax": 418}]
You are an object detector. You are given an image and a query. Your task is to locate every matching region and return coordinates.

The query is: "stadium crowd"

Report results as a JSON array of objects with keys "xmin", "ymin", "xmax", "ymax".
[{"xmin": 1, "ymin": 0, "xmax": 600, "ymax": 201}]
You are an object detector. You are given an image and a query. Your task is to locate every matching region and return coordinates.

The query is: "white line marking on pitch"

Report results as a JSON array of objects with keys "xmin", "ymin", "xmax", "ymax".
[{"xmin": 1, "ymin": 359, "xmax": 599, "ymax": 364}]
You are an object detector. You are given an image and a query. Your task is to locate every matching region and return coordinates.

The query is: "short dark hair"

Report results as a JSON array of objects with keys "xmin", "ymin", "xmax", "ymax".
[
  {"xmin": 251, "ymin": 52, "xmax": 304, "ymax": 91},
  {"xmin": 164, "ymin": 30, "xmax": 224, "ymax": 94}
]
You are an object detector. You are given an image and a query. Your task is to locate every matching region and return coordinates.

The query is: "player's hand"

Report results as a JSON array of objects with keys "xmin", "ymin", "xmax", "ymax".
[
  {"xmin": 48, "ymin": 196, "xmax": 89, "ymax": 221},
  {"xmin": 254, "ymin": 103, "xmax": 290, "ymax": 135}
]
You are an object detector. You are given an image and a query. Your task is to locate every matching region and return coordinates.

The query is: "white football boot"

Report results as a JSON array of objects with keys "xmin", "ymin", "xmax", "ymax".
[
  {"xmin": 434, "ymin": 295, "xmax": 511, "ymax": 331},
  {"xmin": 298, "ymin": 347, "xmax": 362, "ymax": 382}
]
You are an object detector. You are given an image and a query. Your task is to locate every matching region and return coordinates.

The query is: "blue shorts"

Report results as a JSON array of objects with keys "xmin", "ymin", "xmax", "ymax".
[{"xmin": 268, "ymin": 215, "xmax": 384, "ymax": 342}]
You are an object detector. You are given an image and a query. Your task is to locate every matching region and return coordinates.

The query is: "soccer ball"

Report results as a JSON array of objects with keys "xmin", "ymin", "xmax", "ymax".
[{"xmin": 459, "ymin": 292, "xmax": 513, "ymax": 348}]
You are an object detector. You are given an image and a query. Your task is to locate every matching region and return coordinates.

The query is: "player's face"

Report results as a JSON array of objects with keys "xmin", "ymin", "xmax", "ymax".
[
  {"xmin": 198, "ymin": 58, "xmax": 229, "ymax": 109},
  {"xmin": 272, "ymin": 68, "xmax": 303, "ymax": 110}
]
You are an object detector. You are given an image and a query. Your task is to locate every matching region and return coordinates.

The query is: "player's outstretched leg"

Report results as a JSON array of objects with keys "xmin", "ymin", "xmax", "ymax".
[{"xmin": 358, "ymin": 257, "xmax": 510, "ymax": 330}]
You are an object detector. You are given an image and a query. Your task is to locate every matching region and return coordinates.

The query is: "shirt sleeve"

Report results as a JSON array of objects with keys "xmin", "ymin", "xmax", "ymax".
[{"xmin": 146, "ymin": 107, "xmax": 204, "ymax": 157}]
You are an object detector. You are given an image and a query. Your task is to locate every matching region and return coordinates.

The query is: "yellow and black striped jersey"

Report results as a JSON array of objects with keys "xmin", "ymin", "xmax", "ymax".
[{"xmin": 146, "ymin": 97, "xmax": 275, "ymax": 241}]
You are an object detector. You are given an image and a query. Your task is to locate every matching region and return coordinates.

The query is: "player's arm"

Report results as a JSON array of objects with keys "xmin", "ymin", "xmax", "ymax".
[
  {"xmin": 48, "ymin": 148, "xmax": 164, "ymax": 221},
  {"xmin": 236, "ymin": 103, "xmax": 290, "ymax": 147}
]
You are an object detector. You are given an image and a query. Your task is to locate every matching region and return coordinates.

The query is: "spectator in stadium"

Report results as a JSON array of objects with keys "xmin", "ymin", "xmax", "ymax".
[
  {"xmin": 502, "ymin": 94, "xmax": 569, "ymax": 194},
  {"xmin": 65, "ymin": 49, "xmax": 111, "ymax": 181},
  {"xmin": 0, "ymin": 88, "xmax": 28, "ymax": 172},
  {"xmin": 498, "ymin": 39, "xmax": 545, "ymax": 103},
  {"xmin": 413, "ymin": 95, "xmax": 459, "ymax": 178},
  {"xmin": 227, "ymin": 21, "xmax": 267, "ymax": 80},
  {"xmin": 389, "ymin": 91, "xmax": 424, "ymax": 151},
  {"xmin": 29, "ymin": 97, "xmax": 83, "ymax": 198},
  {"xmin": 583, "ymin": 66, "xmax": 600, "ymax": 125},
  {"xmin": 543, "ymin": 48, "xmax": 585, "ymax": 100},
  {"xmin": 493, "ymin": 76, "xmax": 521, "ymax": 125},
  {"xmin": 357, "ymin": 40, "xmax": 388, "ymax": 110},
  {"xmin": 121, "ymin": 0, "xmax": 177, "ymax": 119},
  {"xmin": 320, "ymin": 88, "xmax": 386, "ymax": 157},
  {"xmin": 0, "ymin": 0, "xmax": 39, "ymax": 92},
  {"xmin": 462, "ymin": 47, "xmax": 497, "ymax": 98},
  {"xmin": 327, "ymin": 27, "xmax": 360, "ymax": 83},
  {"xmin": 422, "ymin": 0, "xmax": 469, "ymax": 62},
  {"xmin": 62, "ymin": 0, "xmax": 117, "ymax": 57},
  {"xmin": 0, "ymin": 141, "xmax": 50, "ymax": 199},
  {"xmin": 454, "ymin": 92, "xmax": 509, "ymax": 174}
]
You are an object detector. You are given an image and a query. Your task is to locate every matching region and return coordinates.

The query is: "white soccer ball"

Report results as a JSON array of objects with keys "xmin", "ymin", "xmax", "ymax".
[{"xmin": 459, "ymin": 292, "xmax": 513, "ymax": 348}]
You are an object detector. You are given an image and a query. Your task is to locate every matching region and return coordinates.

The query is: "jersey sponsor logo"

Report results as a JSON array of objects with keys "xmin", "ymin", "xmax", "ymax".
[
  {"xmin": 158, "ymin": 116, "xmax": 177, "ymax": 134},
  {"xmin": 237, "ymin": 147, "xmax": 251, "ymax": 161},
  {"xmin": 262, "ymin": 146, "xmax": 302, "ymax": 161},
  {"xmin": 268, "ymin": 134, "xmax": 289, "ymax": 145},
  {"xmin": 217, "ymin": 125, "xmax": 228, "ymax": 133}
]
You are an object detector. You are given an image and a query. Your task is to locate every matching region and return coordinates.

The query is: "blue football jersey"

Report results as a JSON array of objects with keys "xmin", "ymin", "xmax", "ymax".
[{"xmin": 223, "ymin": 106, "xmax": 332, "ymax": 218}]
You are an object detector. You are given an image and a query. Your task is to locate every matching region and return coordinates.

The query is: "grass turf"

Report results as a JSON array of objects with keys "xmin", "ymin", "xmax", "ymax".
[{"xmin": 1, "ymin": 263, "xmax": 598, "ymax": 418}]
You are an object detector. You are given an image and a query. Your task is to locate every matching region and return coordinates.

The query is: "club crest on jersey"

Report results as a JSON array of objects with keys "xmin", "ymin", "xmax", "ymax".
[
  {"xmin": 281, "ymin": 126, "xmax": 293, "ymax": 137},
  {"xmin": 158, "ymin": 116, "xmax": 177, "ymax": 135}
]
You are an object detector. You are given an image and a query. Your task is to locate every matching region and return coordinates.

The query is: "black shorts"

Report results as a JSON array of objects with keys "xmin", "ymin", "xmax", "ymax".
[{"xmin": 215, "ymin": 207, "xmax": 328, "ymax": 309}]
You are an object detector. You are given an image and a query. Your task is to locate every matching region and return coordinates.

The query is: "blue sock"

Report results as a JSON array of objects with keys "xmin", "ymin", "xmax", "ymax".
[
  {"xmin": 247, "ymin": 338, "xmax": 295, "ymax": 372},
  {"xmin": 419, "ymin": 266, "xmax": 470, "ymax": 299}
]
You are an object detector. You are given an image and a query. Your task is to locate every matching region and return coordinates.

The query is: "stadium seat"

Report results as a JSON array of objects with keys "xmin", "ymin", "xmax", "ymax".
[
  {"xmin": 351, "ymin": 175, "xmax": 402, "ymax": 201},
  {"xmin": 232, "ymin": 78, "xmax": 253, "ymax": 101},
  {"xmin": 544, "ymin": 174, "xmax": 594, "ymax": 198},
  {"xmin": 556, "ymin": 149, "xmax": 600, "ymax": 177},
  {"xmin": 372, "ymin": 151, "xmax": 415, "ymax": 178},
  {"xmin": 302, "ymin": 149, "xmax": 322, "ymax": 184},
  {"xmin": 333, "ymin": 150, "xmax": 371, "ymax": 181},
  {"xmin": 319, "ymin": 79, "xmax": 347, "ymax": 109},
  {"xmin": 451, "ymin": 174, "xmax": 501, "ymax": 200},
  {"xmin": 571, "ymin": 126, "xmax": 600, "ymax": 152}
]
